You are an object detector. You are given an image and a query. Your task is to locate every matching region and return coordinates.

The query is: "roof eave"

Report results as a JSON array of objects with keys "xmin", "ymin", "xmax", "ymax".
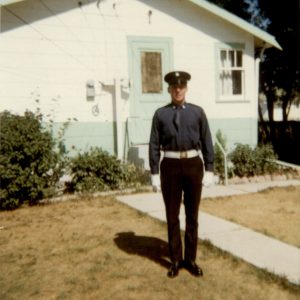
[
  {"xmin": 1, "ymin": 0, "xmax": 283, "ymax": 51},
  {"xmin": 0, "ymin": 0, "xmax": 25, "ymax": 5},
  {"xmin": 188, "ymin": 0, "xmax": 282, "ymax": 50}
]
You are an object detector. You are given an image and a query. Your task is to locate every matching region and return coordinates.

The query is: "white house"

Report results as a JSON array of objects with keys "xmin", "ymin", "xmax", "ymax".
[{"xmin": 0, "ymin": 0, "xmax": 281, "ymax": 168}]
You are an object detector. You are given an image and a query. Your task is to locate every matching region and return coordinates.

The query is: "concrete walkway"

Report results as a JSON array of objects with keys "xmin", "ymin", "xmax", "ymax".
[{"xmin": 116, "ymin": 179, "xmax": 300, "ymax": 285}]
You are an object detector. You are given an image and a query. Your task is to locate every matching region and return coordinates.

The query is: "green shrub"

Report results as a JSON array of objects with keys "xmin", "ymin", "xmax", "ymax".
[
  {"xmin": 229, "ymin": 143, "xmax": 279, "ymax": 177},
  {"xmin": 68, "ymin": 147, "xmax": 148, "ymax": 193},
  {"xmin": 122, "ymin": 163, "xmax": 151, "ymax": 188},
  {"xmin": 254, "ymin": 143, "xmax": 279, "ymax": 175},
  {"xmin": 229, "ymin": 144, "xmax": 256, "ymax": 177},
  {"xmin": 0, "ymin": 111, "xmax": 62, "ymax": 209}
]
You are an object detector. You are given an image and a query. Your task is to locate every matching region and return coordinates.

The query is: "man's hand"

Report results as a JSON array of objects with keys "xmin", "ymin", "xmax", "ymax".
[
  {"xmin": 151, "ymin": 174, "xmax": 161, "ymax": 192},
  {"xmin": 202, "ymin": 171, "xmax": 214, "ymax": 187}
]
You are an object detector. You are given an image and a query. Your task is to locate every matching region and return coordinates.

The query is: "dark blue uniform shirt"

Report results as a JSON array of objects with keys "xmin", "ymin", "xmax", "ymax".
[{"xmin": 149, "ymin": 102, "xmax": 214, "ymax": 174}]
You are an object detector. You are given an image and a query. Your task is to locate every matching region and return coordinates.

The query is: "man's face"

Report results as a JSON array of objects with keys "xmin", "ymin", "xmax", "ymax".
[{"xmin": 168, "ymin": 84, "xmax": 187, "ymax": 105}]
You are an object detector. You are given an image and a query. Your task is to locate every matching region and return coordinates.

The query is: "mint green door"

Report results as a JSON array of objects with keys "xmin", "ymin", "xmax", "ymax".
[{"xmin": 127, "ymin": 36, "xmax": 173, "ymax": 145}]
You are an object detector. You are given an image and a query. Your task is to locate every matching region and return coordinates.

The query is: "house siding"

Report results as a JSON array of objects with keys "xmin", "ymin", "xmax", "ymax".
[
  {"xmin": 210, "ymin": 117, "xmax": 258, "ymax": 149},
  {"xmin": 1, "ymin": 0, "xmax": 260, "ymax": 159},
  {"xmin": 51, "ymin": 121, "xmax": 117, "ymax": 155}
]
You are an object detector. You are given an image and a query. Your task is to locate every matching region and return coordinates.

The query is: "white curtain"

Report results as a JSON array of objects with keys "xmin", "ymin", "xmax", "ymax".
[{"xmin": 220, "ymin": 50, "xmax": 233, "ymax": 95}]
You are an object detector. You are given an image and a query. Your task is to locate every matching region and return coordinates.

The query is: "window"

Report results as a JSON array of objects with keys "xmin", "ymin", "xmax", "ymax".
[
  {"xmin": 218, "ymin": 47, "xmax": 244, "ymax": 100},
  {"xmin": 141, "ymin": 51, "xmax": 163, "ymax": 94}
]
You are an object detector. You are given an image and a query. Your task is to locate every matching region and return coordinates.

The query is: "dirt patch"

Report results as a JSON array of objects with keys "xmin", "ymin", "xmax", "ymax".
[{"xmin": 0, "ymin": 195, "xmax": 299, "ymax": 300}]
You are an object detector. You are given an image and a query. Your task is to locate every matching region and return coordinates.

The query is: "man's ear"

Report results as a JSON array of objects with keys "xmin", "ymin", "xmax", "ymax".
[{"xmin": 167, "ymin": 86, "xmax": 172, "ymax": 93}]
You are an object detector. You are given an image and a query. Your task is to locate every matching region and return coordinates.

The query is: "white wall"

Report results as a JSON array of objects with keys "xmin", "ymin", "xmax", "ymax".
[{"xmin": 1, "ymin": 0, "xmax": 258, "ymax": 154}]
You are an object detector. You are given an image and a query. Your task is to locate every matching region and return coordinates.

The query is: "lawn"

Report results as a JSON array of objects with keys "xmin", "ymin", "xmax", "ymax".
[
  {"xmin": 0, "ymin": 186, "xmax": 299, "ymax": 300},
  {"xmin": 201, "ymin": 185, "xmax": 300, "ymax": 248}
]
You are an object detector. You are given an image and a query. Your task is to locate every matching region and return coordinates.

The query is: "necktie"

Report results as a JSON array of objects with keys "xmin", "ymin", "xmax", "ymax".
[{"xmin": 173, "ymin": 107, "xmax": 180, "ymax": 130}]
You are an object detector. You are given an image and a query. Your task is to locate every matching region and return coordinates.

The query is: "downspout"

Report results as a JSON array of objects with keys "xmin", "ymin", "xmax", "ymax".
[
  {"xmin": 255, "ymin": 44, "xmax": 267, "ymax": 142},
  {"xmin": 255, "ymin": 57, "xmax": 260, "ymax": 107},
  {"xmin": 255, "ymin": 44, "xmax": 266, "ymax": 108}
]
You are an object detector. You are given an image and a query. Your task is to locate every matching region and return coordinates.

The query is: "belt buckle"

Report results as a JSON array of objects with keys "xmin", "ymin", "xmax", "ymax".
[{"xmin": 180, "ymin": 151, "xmax": 187, "ymax": 159}]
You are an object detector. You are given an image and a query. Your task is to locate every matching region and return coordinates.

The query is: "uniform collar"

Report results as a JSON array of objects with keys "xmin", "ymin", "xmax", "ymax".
[{"xmin": 172, "ymin": 102, "xmax": 187, "ymax": 109}]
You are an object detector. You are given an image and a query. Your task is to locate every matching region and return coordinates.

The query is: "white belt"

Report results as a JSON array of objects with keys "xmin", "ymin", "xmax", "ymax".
[{"xmin": 164, "ymin": 149, "xmax": 199, "ymax": 159}]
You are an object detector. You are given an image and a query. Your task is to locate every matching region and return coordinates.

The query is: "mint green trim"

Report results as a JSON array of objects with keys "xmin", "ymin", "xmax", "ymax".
[
  {"xmin": 127, "ymin": 36, "xmax": 173, "ymax": 105},
  {"xmin": 125, "ymin": 117, "xmax": 152, "ymax": 146},
  {"xmin": 51, "ymin": 122, "xmax": 117, "ymax": 156},
  {"xmin": 188, "ymin": 0, "xmax": 282, "ymax": 50},
  {"xmin": 217, "ymin": 42, "xmax": 245, "ymax": 50},
  {"xmin": 50, "ymin": 119, "xmax": 258, "ymax": 159},
  {"xmin": 1, "ymin": 0, "xmax": 25, "ymax": 5},
  {"xmin": 127, "ymin": 36, "xmax": 173, "ymax": 145},
  {"xmin": 209, "ymin": 118, "xmax": 258, "ymax": 149}
]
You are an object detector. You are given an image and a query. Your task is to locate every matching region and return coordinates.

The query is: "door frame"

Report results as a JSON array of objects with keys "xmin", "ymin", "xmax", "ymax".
[{"xmin": 127, "ymin": 36, "xmax": 174, "ymax": 117}]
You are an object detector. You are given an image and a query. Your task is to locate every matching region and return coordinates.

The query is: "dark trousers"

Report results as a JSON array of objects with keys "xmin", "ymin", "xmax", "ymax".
[{"xmin": 160, "ymin": 156, "xmax": 204, "ymax": 263}]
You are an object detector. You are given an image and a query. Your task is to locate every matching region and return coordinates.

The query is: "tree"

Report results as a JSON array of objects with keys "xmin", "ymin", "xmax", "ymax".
[
  {"xmin": 259, "ymin": 0, "xmax": 300, "ymax": 121},
  {"xmin": 207, "ymin": 0, "xmax": 252, "ymax": 21}
]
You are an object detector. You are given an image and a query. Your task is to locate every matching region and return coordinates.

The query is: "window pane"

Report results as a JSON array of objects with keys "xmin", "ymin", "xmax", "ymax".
[
  {"xmin": 141, "ymin": 51, "xmax": 162, "ymax": 93},
  {"xmin": 220, "ymin": 50, "xmax": 227, "ymax": 67},
  {"xmin": 236, "ymin": 50, "xmax": 243, "ymax": 67},
  {"xmin": 219, "ymin": 48, "xmax": 244, "ymax": 97},
  {"xmin": 229, "ymin": 50, "xmax": 235, "ymax": 67},
  {"xmin": 232, "ymin": 70, "xmax": 242, "ymax": 94},
  {"xmin": 220, "ymin": 70, "xmax": 233, "ymax": 95}
]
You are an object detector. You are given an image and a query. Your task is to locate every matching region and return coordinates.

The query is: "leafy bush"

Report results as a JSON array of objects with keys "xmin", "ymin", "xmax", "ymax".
[
  {"xmin": 229, "ymin": 143, "xmax": 279, "ymax": 177},
  {"xmin": 68, "ymin": 147, "xmax": 148, "ymax": 193},
  {"xmin": 253, "ymin": 143, "xmax": 279, "ymax": 175},
  {"xmin": 229, "ymin": 144, "xmax": 256, "ymax": 177},
  {"xmin": 0, "ymin": 111, "xmax": 62, "ymax": 209},
  {"xmin": 122, "ymin": 163, "xmax": 151, "ymax": 188}
]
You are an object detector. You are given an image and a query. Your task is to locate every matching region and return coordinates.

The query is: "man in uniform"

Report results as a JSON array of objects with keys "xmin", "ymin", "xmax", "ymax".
[{"xmin": 149, "ymin": 71, "xmax": 214, "ymax": 278}]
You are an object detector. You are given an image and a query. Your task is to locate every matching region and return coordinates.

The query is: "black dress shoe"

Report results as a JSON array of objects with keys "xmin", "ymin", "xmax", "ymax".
[
  {"xmin": 183, "ymin": 261, "xmax": 203, "ymax": 277},
  {"xmin": 167, "ymin": 262, "xmax": 180, "ymax": 278}
]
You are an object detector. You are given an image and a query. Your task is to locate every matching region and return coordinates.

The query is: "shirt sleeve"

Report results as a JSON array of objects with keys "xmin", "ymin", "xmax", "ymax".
[
  {"xmin": 200, "ymin": 109, "xmax": 214, "ymax": 172},
  {"xmin": 149, "ymin": 111, "xmax": 161, "ymax": 174}
]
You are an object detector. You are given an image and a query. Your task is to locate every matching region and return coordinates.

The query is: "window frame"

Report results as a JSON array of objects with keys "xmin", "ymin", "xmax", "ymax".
[
  {"xmin": 216, "ymin": 43, "xmax": 246, "ymax": 102},
  {"xmin": 128, "ymin": 36, "xmax": 173, "ymax": 104}
]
